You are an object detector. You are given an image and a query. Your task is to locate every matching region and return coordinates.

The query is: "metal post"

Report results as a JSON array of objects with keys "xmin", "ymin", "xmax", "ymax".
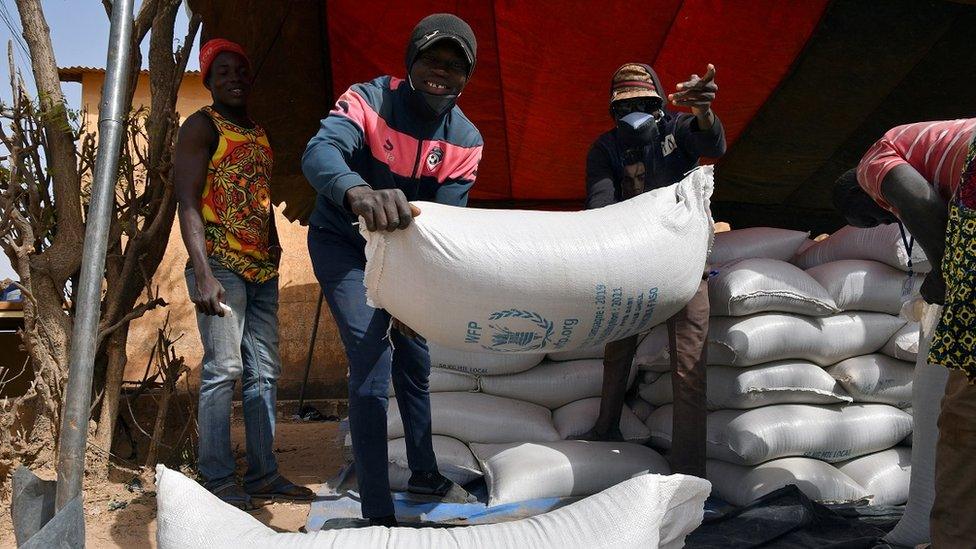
[
  {"xmin": 298, "ymin": 289, "xmax": 325, "ymax": 413},
  {"xmin": 55, "ymin": 0, "xmax": 135, "ymax": 511}
]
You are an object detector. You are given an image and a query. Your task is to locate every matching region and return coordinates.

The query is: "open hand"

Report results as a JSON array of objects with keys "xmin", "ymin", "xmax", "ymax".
[{"xmin": 669, "ymin": 64, "xmax": 717, "ymax": 117}]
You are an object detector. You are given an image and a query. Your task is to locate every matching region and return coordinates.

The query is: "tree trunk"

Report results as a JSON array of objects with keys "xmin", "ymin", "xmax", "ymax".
[{"xmin": 92, "ymin": 329, "xmax": 128, "ymax": 457}]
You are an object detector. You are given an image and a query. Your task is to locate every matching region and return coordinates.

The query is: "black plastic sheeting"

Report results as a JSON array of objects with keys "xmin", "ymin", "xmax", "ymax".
[
  {"xmin": 688, "ymin": 485, "xmax": 905, "ymax": 549},
  {"xmin": 11, "ymin": 466, "xmax": 85, "ymax": 548},
  {"xmin": 714, "ymin": 0, "xmax": 976, "ymax": 235}
]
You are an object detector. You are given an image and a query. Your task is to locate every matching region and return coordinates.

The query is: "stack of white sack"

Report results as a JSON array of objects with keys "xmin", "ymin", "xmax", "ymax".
[
  {"xmin": 642, "ymin": 225, "xmax": 919, "ymax": 507},
  {"xmin": 358, "ymin": 168, "xmax": 713, "ymax": 507}
]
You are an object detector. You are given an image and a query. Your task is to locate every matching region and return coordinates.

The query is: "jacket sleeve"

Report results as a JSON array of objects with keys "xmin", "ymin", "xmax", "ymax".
[
  {"xmin": 434, "ymin": 144, "xmax": 482, "ymax": 207},
  {"xmin": 673, "ymin": 112, "xmax": 727, "ymax": 159},
  {"xmin": 301, "ymin": 87, "xmax": 372, "ymax": 209},
  {"xmin": 585, "ymin": 142, "xmax": 617, "ymax": 209}
]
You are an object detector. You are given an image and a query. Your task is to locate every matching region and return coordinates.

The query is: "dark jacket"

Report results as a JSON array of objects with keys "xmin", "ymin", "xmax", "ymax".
[
  {"xmin": 302, "ymin": 76, "xmax": 483, "ymax": 240},
  {"xmin": 585, "ymin": 68, "xmax": 726, "ymax": 209}
]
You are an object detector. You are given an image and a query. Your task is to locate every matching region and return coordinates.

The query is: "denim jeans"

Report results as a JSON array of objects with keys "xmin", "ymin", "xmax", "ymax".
[
  {"xmin": 186, "ymin": 259, "xmax": 282, "ymax": 492},
  {"xmin": 308, "ymin": 227, "xmax": 437, "ymax": 518}
]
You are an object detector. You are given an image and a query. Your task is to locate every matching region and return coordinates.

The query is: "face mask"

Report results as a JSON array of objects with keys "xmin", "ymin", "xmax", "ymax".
[{"xmin": 408, "ymin": 75, "xmax": 460, "ymax": 118}]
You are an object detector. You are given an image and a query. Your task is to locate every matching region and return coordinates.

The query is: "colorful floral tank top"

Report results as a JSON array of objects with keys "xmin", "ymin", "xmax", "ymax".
[{"xmin": 200, "ymin": 106, "xmax": 277, "ymax": 283}]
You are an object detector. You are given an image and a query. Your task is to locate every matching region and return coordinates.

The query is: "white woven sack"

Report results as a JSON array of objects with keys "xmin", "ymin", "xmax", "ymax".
[
  {"xmin": 362, "ymin": 168, "xmax": 714, "ymax": 354},
  {"xmin": 794, "ymin": 224, "xmax": 930, "ymax": 273},
  {"xmin": 387, "ymin": 392, "xmax": 560, "ymax": 444},
  {"xmin": 547, "ymin": 344, "xmax": 605, "ymax": 361},
  {"xmin": 708, "ymin": 312, "xmax": 906, "ymax": 367},
  {"xmin": 470, "ymin": 441, "xmax": 672, "ymax": 507},
  {"xmin": 709, "ymin": 258, "xmax": 837, "ymax": 316},
  {"xmin": 155, "ymin": 464, "xmax": 709, "ymax": 549},
  {"xmin": 886, "ymin": 305, "xmax": 948, "ymax": 547},
  {"xmin": 627, "ymin": 394, "xmax": 655, "ymax": 422},
  {"xmin": 639, "ymin": 361, "xmax": 852, "ymax": 409},
  {"xmin": 828, "ymin": 354, "xmax": 914, "ymax": 408},
  {"xmin": 806, "ymin": 260, "xmax": 915, "ymax": 314},
  {"xmin": 635, "ymin": 324, "xmax": 671, "ymax": 371},
  {"xmin": 836, "ymin": 447, "xmax": 911, "ymax": 506},
  {"xmin": 707, "ymin": 458, "xmax": 869, "ymax": 507},
  {"xmin": 479, "ymin": 359, "xmax": 636, "ymax": 409},
  {"xmin": 553, "ymin": 397, "xmax": 651, "ymax": 443},
  {"xmin": 646, "ymin": 403, "xmax": 912, "ymax": 465},
  {"xmin": 387, "ymin": 367, "xmax": 478, "ymax": 397},
  {"xmin": 387, "ymin": 436, "xmax": 482, "ymax": 491},
  {"xmin": 429, "ymin": 341, "xmax": 543, "ymax": 376},
  {"xmin": 709, "ymin": 227, "xmax": 810, "ymax": 265},
  {"xmin": 880, "ymin": 322, "xmax": 920, "ymax": 361}
]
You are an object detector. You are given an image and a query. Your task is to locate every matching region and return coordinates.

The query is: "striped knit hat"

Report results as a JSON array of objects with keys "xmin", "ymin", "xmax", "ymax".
[{"xmin": 610, "ymin": 63, "xmax": 662, "ymax": 104}]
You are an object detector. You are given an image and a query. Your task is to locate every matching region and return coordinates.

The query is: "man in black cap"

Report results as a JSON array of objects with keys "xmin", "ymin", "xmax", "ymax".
[
  {"xmin": 303, "ymin": 14, "xmax": 482, "ymax": 525},
  {"xmin": 581, "ymin": 62, "xmax": 725, "ymax": 479}
]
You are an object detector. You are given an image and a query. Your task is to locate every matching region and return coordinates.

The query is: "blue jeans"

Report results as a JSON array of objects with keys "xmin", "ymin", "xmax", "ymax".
[
  {"xmin": 308, "ymin": 227, "xmax": 437, "ymax": 518},
  {"xmin": 186, "ymin": 260, "xmax": 282, "ymax": 492}
]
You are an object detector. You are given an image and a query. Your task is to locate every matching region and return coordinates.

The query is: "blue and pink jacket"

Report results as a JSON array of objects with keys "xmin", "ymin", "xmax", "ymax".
[{"xmin": 303, "ymin": 76, "xmax": 483, "ymax": 239}]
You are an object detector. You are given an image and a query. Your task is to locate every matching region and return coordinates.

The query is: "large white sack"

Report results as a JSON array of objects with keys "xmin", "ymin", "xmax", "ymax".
[
  {"xmin": 387, "ymin": 436, "xmax": 482, "ymax": 491},
  {"xmin": 836, "ymin": 447, "xmax": 911, "ymax": 506},
  {"xmin": 828, "ymin": 354, "xmax": 914, "ymax": 408},
  {"xmin": 806, "ymin": 260, "xmax": 914, "ymax": 314},
  {"xmin": 639, "ymin": 361, "xmax": 852, "ymax": 409},
  {"xmin": 155, "ymin": 464, "xmax": 709, "ymax": 549},
  {"xmin": 627, "ymin": 394, "xmax": 655, "ymax": 422},
  {"xmin": 547, "ymin": 344, "xmax": 605, "ymax": 362},
  {"xmin": 634, "ymin": 324, "xmax": 671, "ymax": 372},
  {"xmin": 646, "ymin": 403, "xmax": 912, "ymax": 465},
  {"xmin": 708, "ymin": 312, "xmax": 906, "ymax": 367},
  {"xmin": 388, "ymin": 392, "xmax": 560, "ymax": 444},
  {"xmin": 470, "ymin": 441, "xmax": 672, "ymax": 507},
  {"xmin": 880, "ymin": 321, "xmax": 920, "ymax": 361},
  {"xmin": 794, "ymin": 224, "xmax": 930, "ymax": 273},
  {"xmin": 553, "ymin": 397, "xmax": 651, "ymax": 443},
  {"xmin": 429, "ymin": 341, "xmax": 543, "ymax": 376},
  {"xmin": 707, "ymin": 458, "xmax": 869, "ymax": 507},
  {"xmin": 362, "ymin": 168, "xmax": 714, "ymax": 354},
  {"xmin": 479, "ymin": 359, "xmax": 636, "ymax": 409},
  {"xmin": 708, "ymin": 258, "xmax": 838, "ymax": 317},
  {"xmin": 886, "ymin": 305, "xmax": 948, "ymax": 547},
  {"xmin": 709, "ymin": 227, "xmax": 810, "ymax": 265},
  {"xmin": 387, "ymin": 367, "xmax": 478, "ymax": 397}
]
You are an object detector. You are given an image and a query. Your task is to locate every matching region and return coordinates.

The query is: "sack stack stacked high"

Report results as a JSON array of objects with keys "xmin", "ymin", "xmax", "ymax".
[{"xmin": 641, "ymin": 225, "xmax": 918, "ymax": 506}]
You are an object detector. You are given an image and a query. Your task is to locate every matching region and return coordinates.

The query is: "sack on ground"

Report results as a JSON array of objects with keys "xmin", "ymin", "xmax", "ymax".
[
  {"xmin": 709, "ymin": 227, "xmax": 809, "ymax": 265},
  {"xmin": 362, "ymin": 168, "xmax": 714, "ymax": 354},
  {"xmin": 836, "ymin": 447, "xmax": 911, "ymax": 506},
  {"xmin": 794, "ymin": 224, "xmax": 930, "ymax": 273},
  {"xmin": 828, "ymin": 354, "xmax": 914, "ymax": 408},
  {"xmin": 708, "ymin": 312, "xmax": 906, "ymax": 367},
  {"xmin": 806, "ymin": 259, "xmax": 914, "ymax": 314},
  {"xmin": 387, "ymin": 367, "xmax": 477, "ymax": 397},
  {"xmin": 707, "ymin": 458, "xmax": 869, "ymax": 507},
  {"xmin": 429, "ymin": 342, "xmax": 543, "ymax": 376},
  {"xmin": 553, "ymin": 397, "xmax": 651, "ymax": 443},
  {"xmin": 646, "ymin": 403, "xmax": 912, "ymax": 465},
  {"xmin": 627, "ymin": 394, "xmax": 655, "ymax": 422},
  {"xmin": 470, "ymin": 441, "xmax": 671, "ymax": 507},
  {"xmin": 708, "ymin": 258, "xmax": 837, "ymax": 316},
  {"xmin": 388, "ymin": 392, "xmax": 560, "ymax": 444},
  {"xmin": 387, "ymin": 436, "xmax": 482, "ymax": 491},
  {"xmin": 634, "ymin": 324, "xmax": 671, "ymax": 371},
  {"xmin": 880, "ymin": 322, "xmax": 920, "ymax": 362},
  {"xmin": 547, "ymin": 344, "xmax": 605, "ymax": 362},
  {"xmin": 639, "ymin": 361, "xmax": 851, "ymax": 409},
  {"xmin": 155, "ymin": 464, "xmax": 709, "ymax": 549},
  {"xmin": 479, "ymin": 358, "xmax": 635, "ymax": 409}
]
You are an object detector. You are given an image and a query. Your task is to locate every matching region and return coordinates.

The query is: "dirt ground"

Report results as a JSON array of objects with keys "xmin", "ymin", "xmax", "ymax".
[{"xmin": 0, "ymin": 418, "xmax": 345, "ymax": 548}]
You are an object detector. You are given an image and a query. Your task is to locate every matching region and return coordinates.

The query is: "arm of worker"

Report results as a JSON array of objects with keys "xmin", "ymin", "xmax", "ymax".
[
  {"xmin": 669, "ymin": 64, "xmax": 727, "ymax": 159},
  {"xmin": 585, "ymin": 144, "xmax": 618, "ymax": 209},
  {"xmin": 302, "ymin": 88, "xmax": 414, "ymax": 232},
  {"xmin": 173, "ymin": 112, "xmax": 225, "ymax": 317},
  {"xmin": 879, "ymin": 164, "xmax": 950, "ymax": 304}
]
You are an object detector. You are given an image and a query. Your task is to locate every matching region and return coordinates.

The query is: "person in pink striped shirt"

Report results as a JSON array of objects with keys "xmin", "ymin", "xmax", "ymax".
[{"xmin": 834, "ymin": 119, "xmax": 976, "ymax": 547}]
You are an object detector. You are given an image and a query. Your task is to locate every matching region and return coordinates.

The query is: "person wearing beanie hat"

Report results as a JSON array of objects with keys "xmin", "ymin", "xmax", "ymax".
[
  {"xmin": 580, "ymin": 63, "xmax": 727, "ymax": 480},
  {"xmin": 302, "ymin": 13, "xmax": 482, "ymax": 525},
  {"xmin": 173, "ymin": 38, "xmax": 314, "ymax": 509}
]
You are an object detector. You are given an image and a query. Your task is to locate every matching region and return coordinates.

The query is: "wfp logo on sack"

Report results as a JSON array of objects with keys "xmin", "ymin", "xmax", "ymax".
[{"xmin": 469, "ymin": 309, "xmax": 555, "ymax": 352}]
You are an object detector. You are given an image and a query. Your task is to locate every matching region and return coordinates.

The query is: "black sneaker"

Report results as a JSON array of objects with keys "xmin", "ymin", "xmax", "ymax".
[{"xmin": 406, "ymin": 471, "xmax": 478, "ymax": 504}]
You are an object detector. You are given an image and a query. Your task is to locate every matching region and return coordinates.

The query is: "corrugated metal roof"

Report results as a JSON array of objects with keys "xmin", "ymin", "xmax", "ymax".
[{"xmin": 58, "ymin": 66, "xmax": 201, "ymax": 82}]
